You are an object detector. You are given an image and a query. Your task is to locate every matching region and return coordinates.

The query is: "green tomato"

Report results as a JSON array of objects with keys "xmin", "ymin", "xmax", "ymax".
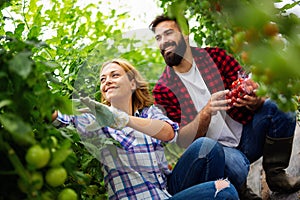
[
  {"xmin": 41, "ymin": 191, "xmax": 54, "ymax": 200},
  {"xmin": 31, "ymin": 171, "xmax": 44, "ymax": 190},
  {"xmin": 17, "ymin": 178, "xmax": 27, "ymax": 193},
  {"xmin": 45, "ymin": 166, "xmax": 67, "ymax": 187},
  {"xmin": 17, "ymin": 172, "xmax": 43, "ymax": 192},
  {"xmin": 85, "ymin": 185, "xmax": 98, "ymax": 196},
  {"xmin": 25, "ymin": 145, "xmax": 50, "ymax": 169},
  {"xmin": 58, "ymin": 188, "xmax": 78, "ymax": 200}
]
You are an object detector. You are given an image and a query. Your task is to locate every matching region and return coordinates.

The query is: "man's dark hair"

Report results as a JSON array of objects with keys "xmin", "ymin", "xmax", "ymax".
[{"xmin": 149, "ymin": 14, "xmax": 189, "ymax": 33}]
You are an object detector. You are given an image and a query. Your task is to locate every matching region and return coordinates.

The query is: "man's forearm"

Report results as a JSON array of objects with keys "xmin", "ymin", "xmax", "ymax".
[{"xmin": 177, "ymin": 110, "xmax": 211, "ymax": 148}]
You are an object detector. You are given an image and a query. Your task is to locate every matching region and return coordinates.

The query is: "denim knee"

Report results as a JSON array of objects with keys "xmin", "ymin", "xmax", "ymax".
[
  {"xmin": 192, "ymin": 137, "xmax": 224, "ymax": 159},
  {"xmin": 215, "ymin": 179, "xmax": 239, "ymax": 199},
  {"xmin": 223, "ymin": 147, "xmax": 249, "ymax": 189},
  {"xmin": 261, "ymin": 99, "xmax": 296, "ymax": 138}
]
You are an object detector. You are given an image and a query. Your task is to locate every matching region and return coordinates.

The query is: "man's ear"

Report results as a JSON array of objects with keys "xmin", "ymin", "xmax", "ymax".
[{"xmin": 183, "ymin": 34, "xmax": 189, "ymax": 43}]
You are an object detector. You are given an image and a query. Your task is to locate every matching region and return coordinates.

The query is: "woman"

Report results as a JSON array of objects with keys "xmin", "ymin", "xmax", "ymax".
[{"xmin": 53, "ymin": 59, "xmax": 238, "ymax": 199}]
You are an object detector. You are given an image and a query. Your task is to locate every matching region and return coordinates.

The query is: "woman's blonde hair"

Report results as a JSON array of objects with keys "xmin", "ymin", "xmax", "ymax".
[{"xmin": 100, "ymin": 58, "xmax": 154, "ymax": 112}]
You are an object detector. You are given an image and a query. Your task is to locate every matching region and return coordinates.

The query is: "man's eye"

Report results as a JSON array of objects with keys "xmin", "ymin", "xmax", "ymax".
[
  {"xmin": 166, "ymin": 30, "xmax": 173, "ymax": 35},
  {"xmin": 100, "ymin": 78, "xmax": 106, "ymax": 83},
  {"xmin": 155, "ymin": 36, "xmax": 161, "ymax": 41}
]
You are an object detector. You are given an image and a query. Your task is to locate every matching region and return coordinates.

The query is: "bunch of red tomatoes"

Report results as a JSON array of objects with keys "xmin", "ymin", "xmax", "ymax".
[{"xmin": 226, "ymin": 76, "xmax": 259, "ymax": 106}]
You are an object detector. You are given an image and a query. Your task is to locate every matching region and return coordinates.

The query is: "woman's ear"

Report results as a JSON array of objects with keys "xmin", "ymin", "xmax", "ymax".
[{"xmin": 130, "ymin": 79, "xmax": 137, "ymax": 91}]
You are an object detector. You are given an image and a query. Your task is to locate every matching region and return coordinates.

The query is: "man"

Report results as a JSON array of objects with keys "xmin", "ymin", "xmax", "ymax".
[{"xmin": 149, "ymin": 14, "xmax": 300, "ymax": 199}]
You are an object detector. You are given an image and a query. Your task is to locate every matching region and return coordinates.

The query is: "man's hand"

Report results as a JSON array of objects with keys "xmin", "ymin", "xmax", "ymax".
[
  {"xmin": 80, "ymin": 97, "xmax": 129, "ymax": 130},
  {"xmin": 203, "ymin": 90, "xmax": 231, "ymax": 116},
  {"xmin": 234, "ymin": 94, "xmax": 265, "ymax": 111}
]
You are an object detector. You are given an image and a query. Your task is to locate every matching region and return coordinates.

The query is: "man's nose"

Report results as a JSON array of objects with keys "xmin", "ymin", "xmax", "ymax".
[{"xmin": 160, "ymin": 36, "xmax": 169, "ymax": 49}]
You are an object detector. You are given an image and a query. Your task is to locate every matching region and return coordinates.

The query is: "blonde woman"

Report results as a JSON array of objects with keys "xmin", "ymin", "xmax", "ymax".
[{"xmin": 53, "ymin": 59, "xmax": 238, "ymax": 199}]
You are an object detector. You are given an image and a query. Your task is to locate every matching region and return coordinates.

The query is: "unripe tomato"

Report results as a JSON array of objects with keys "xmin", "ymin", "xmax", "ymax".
[
  {"xmin": 17, "ymin": 178, "xmax": 27, "ymax": 193},
  {"xmin": 85, "ymin": 185, "xmax": 98, "ymax": 196},
  {"xmin": 17, "ymin": 172, "xmax": 43, "ymax": 192},
  {"xmin": 58, "ymin": 188, "xmax": 78, "ymax": 200},
  {"xmin": 41, "ymin": 191, "xmax": 54, "ymax": 200},
  {"xmin": 25, "ymin": 145, "xmax": 50, "ymax": 169},
  {"xmin": 45, "ymin": 166, "xmax": 67, "ymax": 187},
  {"xmin": 31, "ymin": 171, "xmax": 44, "ymax": 190}
]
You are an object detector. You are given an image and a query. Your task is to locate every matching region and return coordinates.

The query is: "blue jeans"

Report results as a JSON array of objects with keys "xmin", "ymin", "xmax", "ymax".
[
  {"xmin": 169, "ymin": 180, "xmax": 239, "ymax": 200},
  {"xmin": 167, "ymin": 137, "xmax": 238, "ymax": 199},
  {"xmin": 224, "ymin": 99, "xmax": 297, "ymax": 189}
]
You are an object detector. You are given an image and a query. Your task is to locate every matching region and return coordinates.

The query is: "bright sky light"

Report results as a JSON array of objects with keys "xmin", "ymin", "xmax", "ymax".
[
  {"xmin": 275, "ymin": 0, "xmax": 300, "ymax": 16},
  {"xmin": 2, "ymin": 0, "xmax": 299, "ymax": 37},
  {"xmin": 74, "ymin": 0, "xmax": 163, "ymax": 31}
]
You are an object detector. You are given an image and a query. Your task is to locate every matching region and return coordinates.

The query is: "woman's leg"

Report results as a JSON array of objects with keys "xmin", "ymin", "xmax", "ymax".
[
  {"xmin": 169, "ymin": 179, "xmax": 239, "ymax": 200},
  {"xmin": 167, "ymin": 137, "xmax": 225, "ymax": 195}
]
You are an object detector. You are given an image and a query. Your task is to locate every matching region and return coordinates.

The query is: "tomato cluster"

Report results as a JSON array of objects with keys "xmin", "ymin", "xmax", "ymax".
[
  {"xmin": 19, "ymin": 140, "xmax": 78, "ymax": 199},
  {"xmin": 226, "ymin": 77, "xmax": 258, "ymax": 106}
]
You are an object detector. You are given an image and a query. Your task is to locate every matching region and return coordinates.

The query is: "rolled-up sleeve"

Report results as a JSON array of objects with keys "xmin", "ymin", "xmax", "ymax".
[
  {"xmin": 145, "ymin": 105, "xmax": 179, "ymax": 143},
  {"xmin": 53, "ymin": 111, "xmax": 97, "ymax": 134}
]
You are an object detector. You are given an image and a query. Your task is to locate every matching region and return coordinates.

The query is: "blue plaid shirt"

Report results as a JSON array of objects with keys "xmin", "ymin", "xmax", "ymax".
[{"xmin": 55, "ymin": 105, "xmax": 179, "ymax": 200}]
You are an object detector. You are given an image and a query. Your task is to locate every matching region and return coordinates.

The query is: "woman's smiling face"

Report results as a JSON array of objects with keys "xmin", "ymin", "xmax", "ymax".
[{"xmin": 100, "ymin": 62, "xmax": 136, "ymax": 104}]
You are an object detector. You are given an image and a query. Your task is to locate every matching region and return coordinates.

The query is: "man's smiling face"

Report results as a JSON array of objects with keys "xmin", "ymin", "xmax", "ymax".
[{"xmin": 154, "ymin": 20, "xmax": 187, "ymax": 67}]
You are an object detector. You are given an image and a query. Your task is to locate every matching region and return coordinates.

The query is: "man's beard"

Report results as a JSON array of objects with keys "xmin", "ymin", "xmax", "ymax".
[{"xmin": 161, "ymin": 35, "xmax": 187, "ymax": 67}]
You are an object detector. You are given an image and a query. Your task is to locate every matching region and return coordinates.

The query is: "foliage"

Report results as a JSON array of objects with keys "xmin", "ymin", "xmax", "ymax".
[
  {"xmin": 0, "ymin": 34, "xmax": 80, "ymax": 199},
  {"xmin": 1, "ymin": 0, "xmax": 300, "ymax": 199},
  {"xmin": 0, "ymin": 0, "xmax": 165, "ymax": 199},
  {"xmin": 159, "ymin": 0, "xmax": 300, "ymax": 112}
]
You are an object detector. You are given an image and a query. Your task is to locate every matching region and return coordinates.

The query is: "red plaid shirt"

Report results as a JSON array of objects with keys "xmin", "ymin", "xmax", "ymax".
[{"xmin": 153, "ymin": 47, "xmax": 254, "ymax": 127}]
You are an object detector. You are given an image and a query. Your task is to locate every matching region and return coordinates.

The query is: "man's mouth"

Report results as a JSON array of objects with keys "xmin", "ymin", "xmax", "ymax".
[
  {"xmin": 164, "ymin": 46, "xmax": 175, "ymax": 54},
  {"xmin": 161, "ymin": 42, "xmax": 176, "ymax": 55}
]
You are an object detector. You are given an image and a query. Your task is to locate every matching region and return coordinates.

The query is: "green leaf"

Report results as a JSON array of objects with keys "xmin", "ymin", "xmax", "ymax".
[
  {"xmin": 49, "ymin": 148, "xmax": 72, "ymax": 167},
  {"xmin": 15, "ymin": 23, "xmax": 25, "ymax": 39},
  {"xmin": 8, "ymin": 51, "xmax": 33, "ymax": 79},
  {"xmin": 0, "ymin": 100, "xmax": 12, "ymax": 109},
  {"xmin": 27, "ymin": 25, "xmax": 41, "ymax": 40},
  {"xmin": 0, "ymin": 113, "xmax": 35, "ymax": 145}
]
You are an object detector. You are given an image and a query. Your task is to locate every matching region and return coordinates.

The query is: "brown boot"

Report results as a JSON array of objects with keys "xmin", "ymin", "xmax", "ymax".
[
  {"xmin": 237, "ymin": 182, "xmax": 262, "ymax": 200},
  {"xmin": 263, "ymin": 136, "xmax": 300, "ymax": 193}
]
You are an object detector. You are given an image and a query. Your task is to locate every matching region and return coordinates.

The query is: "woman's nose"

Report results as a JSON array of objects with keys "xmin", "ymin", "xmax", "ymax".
[{"xmin": 103, "ymin": 76, "xmax": 113, "ymax": 86}]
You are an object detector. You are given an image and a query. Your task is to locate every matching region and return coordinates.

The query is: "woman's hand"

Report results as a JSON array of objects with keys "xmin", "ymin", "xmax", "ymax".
[{"xmin": 80, "ymin": 97, "xmax": 129, "ymax": 130}]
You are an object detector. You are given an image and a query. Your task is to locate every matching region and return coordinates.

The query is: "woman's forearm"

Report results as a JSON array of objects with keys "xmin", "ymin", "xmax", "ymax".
[{"xmin": 127, "ymin": 116, "xmax": 175, "ymax": 142}]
